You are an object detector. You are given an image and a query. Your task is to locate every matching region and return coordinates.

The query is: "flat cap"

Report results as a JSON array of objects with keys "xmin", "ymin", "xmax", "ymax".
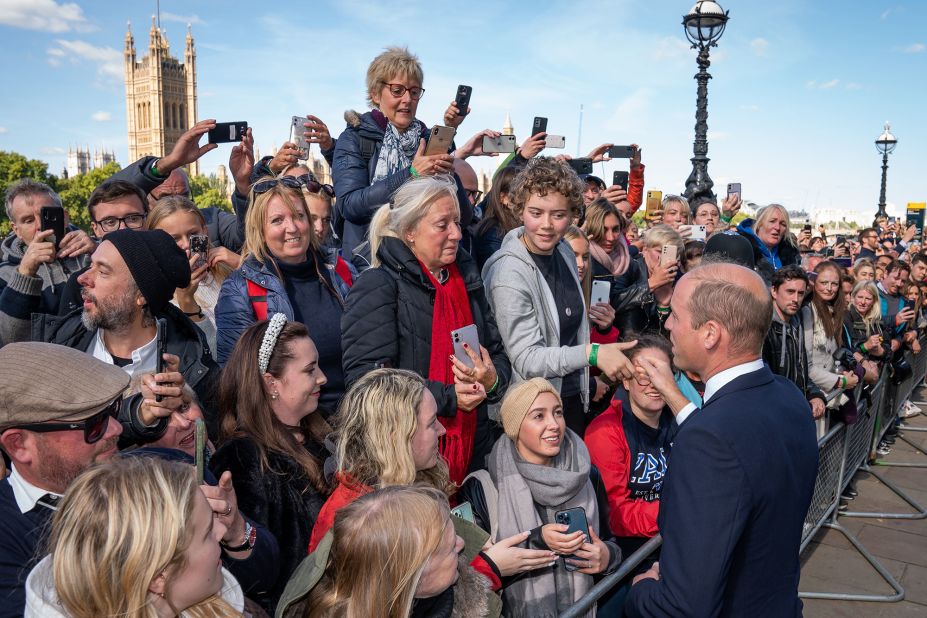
[{"xmin": 0, "ymin": 342, "xmax": 129, "ymax": 431}]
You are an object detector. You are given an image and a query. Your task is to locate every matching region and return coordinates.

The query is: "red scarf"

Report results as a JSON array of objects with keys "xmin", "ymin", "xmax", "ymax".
[{"xmin": 421, "ymin": 261, "xmax": 476, "ymax": 485}]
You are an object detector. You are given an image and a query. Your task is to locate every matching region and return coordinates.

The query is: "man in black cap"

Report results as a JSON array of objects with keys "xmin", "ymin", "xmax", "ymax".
[
  {"xmin": 703, "ymin": 232, "xmax": 757, "ymax": 270},
  {"xmin": 31, "ymin": 229, "xmax": 221, "ymax": 442},
  {"xmin": 0, "ymin": 342, "xmax": 129, "ymax": 617}
]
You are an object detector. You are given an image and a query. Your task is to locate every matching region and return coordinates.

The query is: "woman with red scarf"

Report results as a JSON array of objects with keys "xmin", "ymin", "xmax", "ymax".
[{"xmin": 341, "ymin": 176, "xmax": 511, "ymax": 484}]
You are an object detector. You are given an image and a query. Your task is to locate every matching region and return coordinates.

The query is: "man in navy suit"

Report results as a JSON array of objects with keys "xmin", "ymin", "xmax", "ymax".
[{"xmin": 626, "ymin": 262, "xmax": 819, "ymax": 617}]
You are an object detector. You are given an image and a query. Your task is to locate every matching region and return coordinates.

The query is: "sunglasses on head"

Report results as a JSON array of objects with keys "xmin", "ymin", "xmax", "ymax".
[
  {"xmin": 253, "ymin": 175, "xmax": 334, "ymax": 197},
  {"xmin": 11, "ymin": 396, "xmax": 121, "ymax": 444}
]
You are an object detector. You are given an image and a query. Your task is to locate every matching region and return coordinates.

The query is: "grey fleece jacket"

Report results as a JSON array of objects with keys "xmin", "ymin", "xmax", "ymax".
[
  {"xmin": 0, "ymin": 232, "xmax": 88, "ymax": 345},
  {"xmin": 482, "ymin": 227, "xmax": 589, "ymax": 410}
]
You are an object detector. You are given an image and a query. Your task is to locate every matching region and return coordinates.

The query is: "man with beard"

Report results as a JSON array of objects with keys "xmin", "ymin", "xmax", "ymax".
[
  {"xmin": 31, "ymin": 229, "xmax": 221, "ymax": 442},
  {"xmin": 763, "ymin": 265, "xmax": 827, "ymax": 420},
  {"xmin": 0, "ymin": 342, "xmax": 128, "ymax": 617}
]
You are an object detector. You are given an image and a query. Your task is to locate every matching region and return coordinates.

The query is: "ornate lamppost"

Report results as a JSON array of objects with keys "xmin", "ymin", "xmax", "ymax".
[
  {"xmin": 681, "ymin": 0, "xmax": 729, "ymax": 201},
  {"xmin": 875, "ymin": 122, "xmax": 897, "ymax": 219}
]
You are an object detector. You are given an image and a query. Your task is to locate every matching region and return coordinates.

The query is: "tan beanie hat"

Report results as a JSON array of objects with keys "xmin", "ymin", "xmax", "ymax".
[{"xmin": 500, "ymin": 378, "xmax": 563, "ymax": 441}]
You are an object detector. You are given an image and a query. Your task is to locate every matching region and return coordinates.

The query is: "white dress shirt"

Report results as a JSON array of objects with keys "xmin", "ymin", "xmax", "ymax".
[
  {"xmin": 675, "ymin": 359, "xmax": 765, "ymax": 425},
  {"xmin": 8, "ymin": 464, "xmax": 61, "ymax": 514}
]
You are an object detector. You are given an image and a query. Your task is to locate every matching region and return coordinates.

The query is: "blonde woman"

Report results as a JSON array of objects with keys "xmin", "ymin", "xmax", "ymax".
[
  {"xmin": 283, "ymin": 486, "xmax": 493, "ymax": 618},
  {"xmin": 25, "ymin": 457, "xmax": 243, "ymax": 617},
  {"xmin": 612, "ymin": 224, "xmax": 684, "ymax": 336},
  {"xmin": 582, "ymin": 197, "xmax": 630, "ymax": 279},
  {"xmin": 147, "ymin": 196, "xmax": 239, "ymax": 353},
  {"xmin": 341, "ymin": 176, "xmax": 510, "ymax": 484},
  {"xmin": 214, "ymin": 176, "xmax": 348, "ymax": 413},
  {"xmin": 845, "ymin": 280, "xmax": 889, "ymax": 383},
  {"xmin": 736, "ymin": 203, "xmax": 801, "ymax": 281}
]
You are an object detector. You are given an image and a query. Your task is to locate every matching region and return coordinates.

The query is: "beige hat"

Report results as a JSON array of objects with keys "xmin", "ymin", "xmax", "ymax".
[
  {"xmin": 500, "ymin": 378, "xmax": 563, "ymax": 441},
  {"xmin": 0, "ymin": 342, "xmax": 130, "ymax": 431}
]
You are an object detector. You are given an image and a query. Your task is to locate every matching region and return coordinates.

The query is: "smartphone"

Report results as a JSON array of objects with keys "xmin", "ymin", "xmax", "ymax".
[
  {"xmin": 833, "ymin": 257, "xmax": 852, "ymax": 268},
  {"xmin": 531, "ymin": 116, "xmax": 548, "ymax": 137},
  {"xmin": 189, "ymin": 234, "xmax": 209, "ymax": 269},
  {"xmin": 567, "ymin": 158, "xmax": 593, "ymax": 175},
  {"xmin": 451, "ymin": 324, "xmax": 481, "ymax": 369},
  {"xmin": 155, "ymin": 317, "xmax": 168, "ymax": 402},
  {"xmin": 835, "ymin": 235, "xmax": 846, "ymax": 245},
  {"xmin": 613, "ymin": 171, "xmax": 629, "ymax": 191},
  {"xmin": 40, "ymin": 206, "xmax": 66, "ymax": 251},
  {"xmin": 888, "ymin": 216, "xmax": 897, "ymax": 225},
  {"xmin": 451, "ymin": 501, "xmax": 475, "ymax": 523},
  {"xmin": 289, "ymin": 116, "xmax": 310, "ymax": 159},
  {"xmin": 727, "ymin": 182, "xmax": 742, "ymax": 199},
  {"xmin": 482, "ymin": 134, "xmax": 516, "ymax": 154},
  {"xmin": 591, "ymin": 280, "xmax": 610, "ymax": 306},
  {"xmin": 194, "ymin": 418, "xmax": 206, "ymax": 484},
  {"xmin": 646, "ymin": 190, "xmax": 663, "ymax": 217},
  {"xmin": 607, "ymin": 145, "xmax": 635, "ymax": 159},
  {"xmin": 207, "ymin": 121, "xmax": 248, "ymax": 144},
  {"xmin": 424, "ymin": 125, "xmax": 456, "ymax": 156},
  {"xmin": 454, "ymin": 85, "xmax": 472, "ymax": 116},
  {"xmin": 681, "ymin": 225, "xmax": 708, "ymax": 241},
  {"xmin": 661, "ymin": 244, "xmax": 679, "ymax": 266},
  {"xmin": 803, "ymin": 224, "xmax": 812, "ymax": 232},
  {"xmin": 555, "ymin": 507, "xmax": 591, "ymax": 572},
  {"xmin": 545, "ymin": 134, "xmax": 566, "ymax": 149}
]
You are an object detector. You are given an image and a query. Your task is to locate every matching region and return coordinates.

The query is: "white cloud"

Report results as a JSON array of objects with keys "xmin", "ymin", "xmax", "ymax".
[
  {"xmin": 652, "ymin": 36, "xmax": 691, "ymax": 61},
  {"xmin": 41, "ymin": 146, "xmax": 66, "ymax": 154},
  {"xmin": 47, "ymin": 40, "xmax": 122, "ymax": 80},
  {"xmin": 0, "ymin": 127, "xmax": 8, "ymax": 135},
  {"xmin": 0, "ymin": 0, "xmax": 91, "ymax": 32},
  {"xmin": 845, "ymin": 82, "xmax": 863, "ymax": 90},
  {"xmin": 160, "ymin": 12, "xmax": 206, "ymax": 26},
  {"xmin": 807, "ymin": 79, "xmax": 839, "ymax": 90},
  {"xmin": 604, "ymin": 89, "xmax": 653, "ymax": 133},
  {"xmin": 740, "ymin": 104, "xmax": 760, "ymax": 111},
  {"xmin": 904, "ymin": 43, "xmax": 925, "ymax": 53},
  {"xmin": 706, "ymin": 131, "xmax": 728, "ymax": 141},
  {"xmin": 750, "ymin": 38, "xmax": 769, "ymax": 57},
  {"xmin": 91, "ymin": 111, "xmax": 112, "ymax": 122}
]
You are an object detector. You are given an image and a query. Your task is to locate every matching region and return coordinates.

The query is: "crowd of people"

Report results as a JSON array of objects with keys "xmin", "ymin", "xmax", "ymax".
[{"xmin": 0, "ymin": 46, "xmax": 923, "ymax": 617}]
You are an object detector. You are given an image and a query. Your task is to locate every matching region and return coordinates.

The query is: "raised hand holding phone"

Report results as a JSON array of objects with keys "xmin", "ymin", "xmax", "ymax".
[
  {"xmin": 139, "ymin": 352, "xmax": 185, "ymax": 425},
  {"xmin": 411, "ymin": 138, "xmax": 454, "ymax": 176}
]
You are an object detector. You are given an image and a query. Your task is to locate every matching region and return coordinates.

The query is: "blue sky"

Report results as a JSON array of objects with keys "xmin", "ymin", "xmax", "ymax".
[{"xmin": 0, "ymin": 0, "xmax": 924, "ymax": 218}]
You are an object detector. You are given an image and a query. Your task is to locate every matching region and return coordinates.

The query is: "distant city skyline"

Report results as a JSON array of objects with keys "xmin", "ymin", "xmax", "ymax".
[{"xmin": 0, "ymin": 0, "xmax": 924, "ymax": 217}]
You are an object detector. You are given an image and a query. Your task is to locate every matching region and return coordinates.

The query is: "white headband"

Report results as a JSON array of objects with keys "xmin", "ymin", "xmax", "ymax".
[{"xmin": 258, "ymin": 313, "xmax": 288, "ymax": 374}]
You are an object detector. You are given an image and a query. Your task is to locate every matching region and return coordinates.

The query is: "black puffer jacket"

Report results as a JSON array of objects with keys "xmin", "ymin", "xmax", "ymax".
[
  {"xmin": 341, "ymin": 237, "xmax": 511, "ymax": 471},
  {"xmin": 611, "ymin": 255, "xmax": 667, "ymax": 336}
]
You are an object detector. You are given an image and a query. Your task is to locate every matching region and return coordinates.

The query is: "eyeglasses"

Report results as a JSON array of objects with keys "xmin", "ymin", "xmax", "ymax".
[
  {"xmin": 382, "ymin": 82, "xmax": 425, "ymax": 100},
  {"xmin": 633, "ymin": 372, "xmax": 653, "ymax": 387},
  {"xmin": 253, "ymin": 175, "xmax": 334, "ymax": 198},
  {"xmin": 465, "ymin": 189, "xmax": 483, "ymax": 203},
  {"xmin": 95, "ymin": 214, "xmax": 146, "ymax": 232},
  {"xmin": 11, "ymin": 396, "xmax": 122, "ymax": 444}
]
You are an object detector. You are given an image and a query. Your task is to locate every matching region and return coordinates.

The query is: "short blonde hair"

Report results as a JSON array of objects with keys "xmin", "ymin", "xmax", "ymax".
[
  {"xmin": 333, "ymin": 368, "xmax": 453, "ymax": 494},
  {"xmin": 49, "ymin": 457, "xmax": 235, "ymax": 618},
  {"xmin": 366, "ymin": 47, "xmax": 424, "ymax": 107},
  {"xmin": 368, "ymin": 176, "xmax": 459, "ymax": 268},
  {"xmin": 662, "ymin": 195, "xmax": 691, "ymax": 221},
  {"xmin": 242, "ymin": 176, "xmax": 319, "ymax": 265},
  {"xmin": 755, "ymin": 203, "xmax": 796, "ymax": 248},
  {"xmin": 641, "ymin": 224, "xmax": 685, "ymax": 256}
]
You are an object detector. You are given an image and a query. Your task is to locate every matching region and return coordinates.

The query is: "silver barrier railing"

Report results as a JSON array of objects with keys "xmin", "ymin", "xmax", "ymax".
[{"xmin": 561, "ymin": 349, "xmax": 927, "ymax": 614}]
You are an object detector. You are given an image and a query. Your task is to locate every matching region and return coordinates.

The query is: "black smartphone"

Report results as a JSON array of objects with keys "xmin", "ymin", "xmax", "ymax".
[
  {"xmin": 613, "ymin": 171, "xmax": 629, "ymax": 191},
  {"xmin": 155, "ymin": 317, "xmax": 168, "ymax": 402},
  {"xmin": 835, "ymin": 235, "xmax": 846, "ymax": 245},
  {"xmin": 567, "ymin": 158, "xmax": 593, "ymax": 175},
  {"xmin": 189, "ymin": 234, "xmax": 209, "ymax": 269},
  {"xmin": 208, "ymin": 121, "xmax": 248, "ymax": 144},
  {"xmin": 40, "ymin": 206, "xmax": 66, "ymax": 251},
  {"xmin": 555, "ymin": 507, "xmax": 591, "ymax": 572},
  {"xmin": 803, "ymin": 224, "xmax": 812, "ymax": 232},
  {"xmin": 531, "ymin": 116, "xmax": 548, "ymax": 137},
  {"xmin": 454, "ymin": 85, "xmax": 472, "ymax": 116},
  {"xmin": 607, "ymin": 145, "xmax": 635, "ymax": 159}
]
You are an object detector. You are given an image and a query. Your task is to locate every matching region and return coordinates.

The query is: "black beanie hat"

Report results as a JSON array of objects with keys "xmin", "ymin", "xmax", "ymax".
[
  {"xmin": 105, "ymin": 229, "xmax": 191, "ymax": 314},
  {"xmin": 704, "ymin": 232, "xmax": 756, "ymax": 269}
]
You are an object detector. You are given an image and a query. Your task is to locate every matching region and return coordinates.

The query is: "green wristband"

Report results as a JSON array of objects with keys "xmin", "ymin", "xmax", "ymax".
[
  {"xmin": 841, "ymin": 375, "xmax": 847, "ymax": 389},
  {"xmin": 487, "ymin": 375, "xmax": 500, "ymax": 395},
  {"xmin": 720, "ymin": 213, "xmax": 732, "ymax": 224},
  {"xmin": 409, "ymin": 165, "xmax": 420, "ymax": 178},
  {"xmin": 589, "ymin": 343, "xmax": 599, "ymax": 368},
  {"xmin": 151, "ymin": 159, "xmax": 163, "ymax": 178}
]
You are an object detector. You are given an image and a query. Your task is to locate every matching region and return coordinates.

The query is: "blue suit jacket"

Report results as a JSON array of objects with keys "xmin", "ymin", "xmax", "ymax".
[{"xmin": 626, "ymin": 366, "xmax": 818, "ymax": 617}]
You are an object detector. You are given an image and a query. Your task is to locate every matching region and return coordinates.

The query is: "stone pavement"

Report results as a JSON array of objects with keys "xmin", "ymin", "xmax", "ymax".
[{"xmin": 799, "ymin": 389, "xmax": 927, "ymax": 617}]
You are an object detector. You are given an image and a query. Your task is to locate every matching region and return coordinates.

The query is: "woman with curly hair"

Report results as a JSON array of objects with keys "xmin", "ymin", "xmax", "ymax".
[{"xmin": 483, "ymin": 157, "xmax": 635, "ymax": 436}]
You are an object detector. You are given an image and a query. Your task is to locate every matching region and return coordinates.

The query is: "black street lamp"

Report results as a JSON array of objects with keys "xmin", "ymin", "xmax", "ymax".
[
  {"xmin": 681, "ymin": 0, "xmax": 729, "ymax": 202},
  {"xmin": 875, "ymin": 122, "xmax": 897, "ymax": 219}
]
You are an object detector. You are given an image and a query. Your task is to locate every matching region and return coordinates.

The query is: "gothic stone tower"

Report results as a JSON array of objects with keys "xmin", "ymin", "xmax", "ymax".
[{"xmin": 124, "ymin": 18, "xmax": 199, "ymax": 175}]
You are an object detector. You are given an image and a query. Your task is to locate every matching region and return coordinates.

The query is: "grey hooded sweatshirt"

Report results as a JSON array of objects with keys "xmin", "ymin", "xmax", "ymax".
[{"xmin": 482, "ymin": 227, "xmax": 589, "ymax": 410}]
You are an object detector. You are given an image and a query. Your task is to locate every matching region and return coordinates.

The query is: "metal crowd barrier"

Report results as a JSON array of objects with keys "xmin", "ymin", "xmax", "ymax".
[{"xmin": 561, "ymin": 344, "xmax": 927, "ymax": 615}]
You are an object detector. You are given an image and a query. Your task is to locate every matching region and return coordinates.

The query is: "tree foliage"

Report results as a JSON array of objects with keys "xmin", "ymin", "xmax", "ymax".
[
  {"xmin": 0, "ymin": 151, "xmax": 55, "ymax": 234},
  {"xmin": 189, "ymin": 174, "xmax": 232, "ymax": 213}
]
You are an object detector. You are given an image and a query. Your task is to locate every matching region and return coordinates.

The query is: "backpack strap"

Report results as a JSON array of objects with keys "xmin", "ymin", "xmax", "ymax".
[
  {"xmin": 462, "ymin": 469, "xmax": 499, "ymax": 541},
  {"xmin": 246, "ymin": 279, "xmax": 268, "ymax": 321},
  {"xmin": 357, "ymin": 135, "xmax": 377, "ymax": 162}
]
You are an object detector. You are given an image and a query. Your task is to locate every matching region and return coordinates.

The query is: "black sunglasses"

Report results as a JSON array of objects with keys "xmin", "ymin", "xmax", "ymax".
[
  {"xmin": 12, "ymin": 396, "xmax": 121, "ymax": 444},
  {"xmin": 253, "ymin": 175, "xmax": 334, "ymax": 198}
]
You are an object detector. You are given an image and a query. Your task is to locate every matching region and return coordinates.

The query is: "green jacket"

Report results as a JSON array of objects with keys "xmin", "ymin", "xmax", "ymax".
[{"xmin": 276, "ymin": 516, "xmax": 502, "ymax": 618}]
